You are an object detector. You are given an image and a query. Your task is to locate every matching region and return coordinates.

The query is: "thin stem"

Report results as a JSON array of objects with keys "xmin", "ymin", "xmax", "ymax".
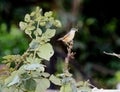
[
  {"xmin": 64, "ymin": 41, "xmax": 73, "ymax": 73},
  {"xmin": 37, "ymin": 20, "xmax": 40, "ymax": 29},
  {"xmin": 33, "ymin": 50, "xmax": 37, "ymax": 60}
]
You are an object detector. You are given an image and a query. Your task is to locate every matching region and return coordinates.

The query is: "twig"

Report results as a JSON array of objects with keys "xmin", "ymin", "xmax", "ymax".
[
  {"xmin": 64, "ymin": 41, "xmax": 75, "ymax": 73},
  {"xmin": 103, "ymin": 51, "xmax": 120, "ymax": 59}
]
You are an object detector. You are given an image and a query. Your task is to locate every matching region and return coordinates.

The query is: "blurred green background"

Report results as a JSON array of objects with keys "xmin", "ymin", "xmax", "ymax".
[{"xmin": 0, "ymin": 0, "xmax": 120, "ymax": 89}]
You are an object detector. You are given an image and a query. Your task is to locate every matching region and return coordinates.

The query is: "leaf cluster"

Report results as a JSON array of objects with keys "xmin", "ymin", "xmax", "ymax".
[
  {"xmin": 50, "ymin": 73, "xmax": 92, "ymax": 92},
  {"xmin": 0, "ymin": 6, "xmax": 62, "ymax": 92}
]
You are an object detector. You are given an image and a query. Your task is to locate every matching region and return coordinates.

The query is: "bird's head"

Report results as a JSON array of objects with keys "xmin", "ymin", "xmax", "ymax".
[{"xmin": 71, "ymin": 28, "xmax": 78, "ymax": 32}]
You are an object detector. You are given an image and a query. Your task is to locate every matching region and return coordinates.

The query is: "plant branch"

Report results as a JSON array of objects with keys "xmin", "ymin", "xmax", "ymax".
[{"xmin": 64, "ymin": 41, "xmax": 75, "ymax": 73}]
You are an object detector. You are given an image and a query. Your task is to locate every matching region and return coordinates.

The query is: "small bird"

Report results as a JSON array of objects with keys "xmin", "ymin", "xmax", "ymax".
[{"xmin": 58, "ymin": 28, "xmax": 78, "ymax": 44}]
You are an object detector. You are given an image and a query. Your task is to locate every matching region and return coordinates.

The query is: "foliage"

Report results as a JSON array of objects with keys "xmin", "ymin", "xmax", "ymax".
[
  {"xmin": 50, "ymin": 74, "xmax": 92, "ymax": 92},
  {"xmin": 0, "ymin": 7, "xmax": 61, "ymax": 92}
]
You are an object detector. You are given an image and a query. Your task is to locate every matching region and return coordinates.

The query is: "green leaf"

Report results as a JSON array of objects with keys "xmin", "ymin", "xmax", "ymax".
[
  {"xmin": 26, "ymin": 25, "xmax": 35, "ymax": 31},
  {"xmin": 24, "ymin": 63, "xmax": 45, "ymax": 71},
  {"xmin": 40, "ymin": 22, "xmax": 46, "ymax": 26},
  {"xmin": 25, "ymin": 57, "xmax": 42, "ymax": 63},
  {"xmin": 25, "ymin": 30, "xmax": 32, "ymax": 38},
  {"xmin": 54, "ymin": 20, "xmax": 62, "ymax": 28},
  {"xmin": 43, "ymin": 29, "xmax": 56, "ymax": 39},
  {"xmin": 30, "ymin": 11, "xmax": 35, "ymax": 16},
  {"xmin": 20, "ymin": 72, "xmax": 30, "ymax": 79},
  {"xmin": 35, "ymin": 7, "xmax": 42, "ymax": 18},
  {"xmin": 46, "ymin": 22, "xmax": 53, "ymax": 28},
  {"xmin": 29, "ymin": 39, "xmax": 40, "ymax": 49},
  {"xmin": 17, "ymin": 66, "xmax": 26, "ymax": 75},
  {"xmin": 37, "ymin": 43, "xmax": 54, "ymax": 61},
  {"xmin": 5, "ymin": 71, "xmax": 18, "ymax": 86},
  {"xmin": 78, "ymin": 87, "xmax": 92, "ymax": 92},
  {"xmin": 60, "ymin": 83, "xmax": 73, "ymax": 92},
  {"xmin": 23, "ymin": 78, "xmax": 36, "ymax": 91},
  {"xmin": 71, "ymin": 82, "xmax": 77, "ymax": 92},
  {"xmin": 7, "ymin": 75, "xmax": 20, "ymax": 87},
  {"xmin": 25, "ymin": 25, "xmax": 35, "ymax": 38},
  {"xmin": 2, "ymin": 86, "xmax": 17, "ymax": 92},
  {"xmin": 76, "ymin": 81, "xmax": 84, "ymax": 87},
  {"xmin": 39, "ymin": 35, "xmax": 50, "ymax": 44},
  {"xmin": 35, "ymin": 78, "xmax": 50, "ymax": 92},
  {"xmin": 40, "ymin": 72, "xmax": 50, "ymax": 77},
  {"xmin": 19, "ymin": 21, "xmax": 27, "ymax": 30},
  {"xmin": 49, "ymin": 75, "xmax": 62, "ymax": 86},
  {"xmin": 34, "ymin": 28, "xmax": 42, "ymax": 36},
  {"xmin": 44, "ymin": 11, "xmax": 53, "ymax": 17},
  {"xmin": 24, "ymin": 14, "xmax": 31, "ymax": 22}
]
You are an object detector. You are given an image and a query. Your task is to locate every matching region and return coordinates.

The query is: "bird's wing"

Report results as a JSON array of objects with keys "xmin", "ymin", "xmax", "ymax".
[
  {"xmin": 58, "ymin": 32, "xmax": 70, "ymax": 41},
  {"xmin": 61, "ymin": 32, "xmax": 70, "ymax": 39}
]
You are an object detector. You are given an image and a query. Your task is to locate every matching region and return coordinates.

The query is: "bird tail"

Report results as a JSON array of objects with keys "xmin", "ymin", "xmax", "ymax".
[{"xmin": 58, "ymin": 37, "xmax": 63, "ymax": 41}]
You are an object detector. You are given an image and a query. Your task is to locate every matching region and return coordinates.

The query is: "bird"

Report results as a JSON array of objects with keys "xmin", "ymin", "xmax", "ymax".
[{"xmin": 58, "ymin": 28, "xmax": 78, "ymax": 44}]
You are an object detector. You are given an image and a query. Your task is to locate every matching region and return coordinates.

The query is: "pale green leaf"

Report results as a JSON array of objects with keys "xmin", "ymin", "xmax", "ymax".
[
  {"xmin": 60, "ymin": 83, "xmax": 73, "ymax": 92},
  {"xmin": 34, "ymin": 28, "xmax": 42, "ymax": 36},
  {"xmin": 78, "ymin": 87, "xmax": 92, "ymax": 92},
  {"xmin": 44, "ymin": 11, "xmax": 53, "ymax": 17},
  {"xmin": 35, "ymin": 7, "xmax": 42, "ymax": 17},
  {"xmin": 7, "ymin": 75, "xmax": 20, "ymax": 87},
  {"xmin": 19, "ymin": 21, "xmax": 27, "ymax": 30},
  {"xmin": 39, "ymin": 35, "xmax": 50, "ymax": 44},
  {"xmin": 35, "ymin": 78, "xmax": 50, "ymax": 92},
  {"xmin": 2, "ymin": 86, "xmax": 18, "ymax": 92},
  {"xmin": 43, "ymin": 29, "xmax": 56, "ymax": 39},
  {"xmin": 25, "ymin": 30, "xmax": 32, "ymax": 38},
  {"xmin": 29, "ymin": 39, "xmax": 40, "ymax": 49},
  {"xmin": 54, "ymin": 20, "xmax": 62, "ymax": 28},
  {"xmin": 30, "ymin": 11, "xmax": 35, "ymax": 16},
  {"xmin": 40, "ymin": 72, "xmax": 50, "ymax": 77},
  {"xmin": 62, "ymin": 77, "xmax": 73, "ymax": 84},
  {"xmin": 46, "ymin": 22, "xmax": 53, "ymax": 28},
  {"xmin": 2, "ymin": 55, "xmax": 14, "ymax": 60},
  {"xmin": 76, "ymin": 81, "xmax": 84, "ymax": 87},
  {"xmin": 5, "ymin": 71, "xmax": 18, "ymax": 86},
  {"xmin": 37, "ymin": 43, "xmax": 54, "ymax": 61},
  {"xmin": 49, "ymin": 75, "xmax": 62, "ymax": 86},
  {"xmin": 24, "ymin": 14, "xmax": 31, "ymax": 22},
  {"xmin": 17, "ymin": 66, "xmax": 26, "ymax": 75},
  {"xmin": 40, "ymin": 22, "xmax": 46, "ymax": 26},
  {"xmin": 71, "ymin": 82, "xmax": 77, "ymax": 92},
  {"xmin": 25, "ymin": 57, "xmax": 33, "ymax": 63},
  {"xmin": 23, "ymin": 78, "xmax": 36, "ymax": 91},
  {"xmin": 26, "ymin": 26, "xmax": 35, "ymax": 31},
  {"xmin": 24, "ymin": 63, "xmax": 45, "ymax": 71},
  {"xmin": 25, "ymin": 57, "xmax": 42, "ymax": 63},
  {"xmin": 20, "ymin": 72, "xmax": 30, "ymax": 80}
]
